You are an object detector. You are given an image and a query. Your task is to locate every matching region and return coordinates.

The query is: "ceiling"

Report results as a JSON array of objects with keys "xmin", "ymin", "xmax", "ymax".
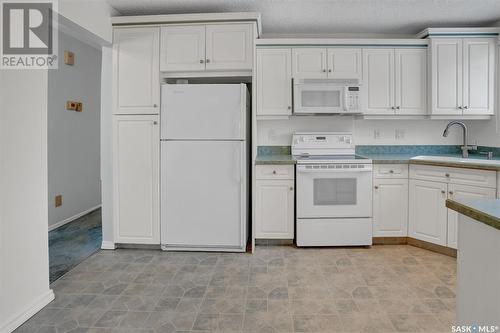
[{"xmin": 106, "ymin": 0, "xmax": 500, "ymax": 36}]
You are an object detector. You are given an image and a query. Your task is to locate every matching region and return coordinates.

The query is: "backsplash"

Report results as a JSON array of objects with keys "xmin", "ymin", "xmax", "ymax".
[{"xmin": 355, "ymin": 145, "xmax": 462, "ymax": 155}]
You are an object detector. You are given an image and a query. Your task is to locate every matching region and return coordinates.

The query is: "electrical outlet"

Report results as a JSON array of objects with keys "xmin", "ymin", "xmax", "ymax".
[
  {"xmin": 395, "ymin": 129, "xmax": 405, "ymax": 140},
  {"xmin": 373, "ymin": 129, "xmax": 380, "ymax": 139},
  {"xmin": 55, "ymin": 195, "xmax": 62, "ymax": 207},
  {"xmin": 66, "ymin": 101, "xmax": 83, "ymax": 112},
  {"xmin": 64, "ymin": 50, "xmax": 74, "ymax": 65}
]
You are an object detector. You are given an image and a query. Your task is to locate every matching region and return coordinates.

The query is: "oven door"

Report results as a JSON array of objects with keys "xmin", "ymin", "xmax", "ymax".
[
  {"xmin": 294, "ymin": 83, "xmax": 345, "ymax": 114},
  {"xmin": 297, "ymin": 164, "xmax": 373, "ymax": 218}
]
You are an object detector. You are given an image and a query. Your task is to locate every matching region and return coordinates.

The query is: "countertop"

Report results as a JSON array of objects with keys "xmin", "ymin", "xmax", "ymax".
[
  {"xmin": 255, "ymin": 154, "xmax": 296, "ymax": 165},
  {"xmin": 446, "ymin": 198, "xmax": 500, "ymax": 231}
]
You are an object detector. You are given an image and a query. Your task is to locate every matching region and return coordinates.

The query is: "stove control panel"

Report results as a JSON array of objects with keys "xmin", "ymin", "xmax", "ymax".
[{"xmin": 292, "ymin": 132, "xmax": 355, "ymax": 156}]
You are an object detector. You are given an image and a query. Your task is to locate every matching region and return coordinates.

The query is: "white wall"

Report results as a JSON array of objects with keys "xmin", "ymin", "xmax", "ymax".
[
  {"xmin": 257, "ymin": 117, "xmax": 462, "ymax": 146},
  {"xmin": 0, "ymin": 70, "xmax": 54, "ymax": 332},
  {"xmin": 47, "ymin": 32, "xmax": 102, "ymax": 229},
  {"xmin": 58, "ymin": 0, "xmax": 119, "ymax": 43}
]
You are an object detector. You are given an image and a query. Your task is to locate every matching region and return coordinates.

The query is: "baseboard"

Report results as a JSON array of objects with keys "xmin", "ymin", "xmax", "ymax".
[
  {"xmin": 0, "ymin": 289, "xmax": 54, "ymax": 333},
  {"xmin": 373, "ymin": 237, "xmax": 408, "ymax": 245},
  {"xmin": 372, "ymin": 236, "xmax": 457, "ymax": 258},
  {"xmin": 101, "ymin": 241, "xmax": 116, "ymax": 250},
  {"xmin": 48, "ymin": 204, "xmax": 101, "ymax": 231}
]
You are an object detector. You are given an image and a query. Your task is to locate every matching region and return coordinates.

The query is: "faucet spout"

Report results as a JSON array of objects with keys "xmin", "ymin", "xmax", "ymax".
[{"xmin": 442, "ymin": 121, "xmax": 477, "ymax": 158}]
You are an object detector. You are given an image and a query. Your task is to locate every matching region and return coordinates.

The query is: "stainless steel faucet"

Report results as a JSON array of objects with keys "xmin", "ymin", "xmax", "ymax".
[{"xmin": 442, "ymin": 121, "xmax": 477, "ymax": 158}]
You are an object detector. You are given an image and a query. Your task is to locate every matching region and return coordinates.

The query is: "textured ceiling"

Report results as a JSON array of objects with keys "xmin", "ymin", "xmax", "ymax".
[{"xmin": 106, "ymin": 0, "xmax": 500, "ymax": 36}]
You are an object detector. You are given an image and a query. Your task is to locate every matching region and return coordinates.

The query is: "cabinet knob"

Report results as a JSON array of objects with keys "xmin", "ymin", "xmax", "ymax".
[
  {"xmin": 395, "ymin": 106, "xmax": 400, "ymax": 110},
  {"xmin": 458, "ymin": 106, "xmax": 463, "ymax": 110},
  {"xmin": 374, "ymin": 186, "xmax": 379, "ymax": 189},
  {"xmin": 449, "ymin": 191, "xmax": 454, "ymax": 195},
  {"xmin": 322, "ymin": 69, "xmax": 326, "ymax": 72},
  {"xmin": 206, "ymin": 59, "xmax": 210, "ymax": 63},
  {"xmin": 389, "ymin": 170, "xmax": 394, "ymax": 173},
  {"xmin": 463, "ymin": 106, "xmax": 468, "ymax": 109},
  {"xmin": 290, "ymin": 186, "xmax": 294, "ymax": 191},
  {"xmin": 153, "ymin": 104, "xmax": 158, "ymax": 108},
  {"xmin": 287, "ymin": 106, "xmax": 292, "ymax": 110},
  {"xmin": 328, "ymin": 69, "xmax": 332, "ymax": 73},
  {"xmin": 272, "ymin": 170, "xmax": 277, "ymax": 174},
  {"xmin": 153, "ymin": 121, "xmax": 158, "ymax": 125},
  {"xmin": 441, "ymin": 190, "xmax": 446, "ymax": 194},
  {"xmin": 200, "ymin": 59, "xmax": 204, "ymax": 63},
  {"xmin": 445, "ymin": 173, "xmax": 450, "ymax": 177}
]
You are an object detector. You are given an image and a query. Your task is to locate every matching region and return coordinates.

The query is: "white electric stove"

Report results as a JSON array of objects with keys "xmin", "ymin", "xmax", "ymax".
[{"xmin": 292, "ymin": 132, "xmax": 373, "ymax": 247}]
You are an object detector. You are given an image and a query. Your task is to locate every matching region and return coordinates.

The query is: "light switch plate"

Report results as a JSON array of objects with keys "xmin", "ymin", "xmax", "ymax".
[{"xmin": 64, "ymin": 51, "xmax": 74, "ymax": 65}]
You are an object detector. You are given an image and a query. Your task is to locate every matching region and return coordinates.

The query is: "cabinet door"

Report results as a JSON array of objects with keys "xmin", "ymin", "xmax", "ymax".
[
  {"xmin": 160, "ymin": 25, "xmax": 205, "ymax": 72},
  {"xmin": 362, "ymin": 49, "xmax": 395, "ymax": 114},
  {"xmin": 113, "ymin": 115, "xmax": 160, "ymax": 244},
  {"xmin": 205, "ymin": 23, "xmax": 253, "ymax": 71},
  {"xmin": 409, "ymin": 179, "xmax": 448, "ymax": 246},
  {"xmin": 256, "ymin": 48, "xmax": 292, "ymax": 116},
  {"xmin": 373, "ymin": 178, "xmax": 409, "ymax": 237},
  {"xmin": 292, "ymin": 48, "xmax": 327, "ymax": 79},
  {"xmin": 395, "ymin": 48, "xmax": 427, "ymax": 115},
  {"xmin": 447, "ymin": 184, "xmax": 496, "ymax": 249},
  {"xmin": 113, "ymin": 27, "xmax": 159, "ymax": 115},
  {"xmin": 430, "ymin": 38, "xmax": 463, "ymax": 115},
  {"xmin": 255, "ymin": 179, "xmax": 294, "ymax": 239},
  {"xmin": 462, "ymin": 38, "xmax": 495, "ymax": 115},
  {"xmin": 327, "ymin": 48, "xmax": 362, "ymax": 79}
]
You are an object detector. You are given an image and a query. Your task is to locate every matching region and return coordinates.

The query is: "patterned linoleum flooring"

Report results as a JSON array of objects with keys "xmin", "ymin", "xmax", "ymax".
[
  {"xmin": 49, "ymin": 209, "xmax": 102, "ymax": 283},
  {"xmin": 16, "ymin": 245, "xmax": 456, "ymax": 333}
]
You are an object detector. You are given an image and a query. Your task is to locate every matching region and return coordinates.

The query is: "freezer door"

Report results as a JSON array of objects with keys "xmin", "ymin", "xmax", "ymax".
[
  {"xmin": 161, "ymin": 84, "xmax": 246, "ymax": 140},
  {"xmin": 161, "ymin": 141, "xmax": 246, "ymax": 249}
]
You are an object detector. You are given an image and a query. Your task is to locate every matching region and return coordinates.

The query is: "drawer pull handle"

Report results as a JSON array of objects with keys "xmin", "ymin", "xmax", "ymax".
[
  {"xmin": 445, "ymin": 173, "xmax": 450, "ymax": 177},
  {"xmin": 441, "ymin": 190, "xmax": 446, "ymax": 194},
  {"xmin": 374, "ymin": 186, "xmax": 379, "ymax": 189},
  {"xmin": 389, "ymin": 170, "xmax": 394, "ymax": 173}
]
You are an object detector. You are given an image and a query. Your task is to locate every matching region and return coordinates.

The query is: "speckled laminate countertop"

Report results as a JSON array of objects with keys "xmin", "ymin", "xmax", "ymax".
[{"xmin": 446, "ymin": 198, "xmax": 500, "ymax": 231}]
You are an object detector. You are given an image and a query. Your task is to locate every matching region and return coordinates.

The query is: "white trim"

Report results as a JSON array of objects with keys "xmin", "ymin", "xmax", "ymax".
[
  {"xmin": 256, "ymin": 38, "xmax": 429, "ymax": 47},
  {"xmin": 101, "ymin": 241, "xmax": 116, "ymax": 250},
  {"xmin": 48, "ymin": 205, "xmax": 101, "ymax": 231},
  {"xmin": 416, "ymin": 27, "xmax": 500, "ymax": 39},
  {"xmin": 0, "ymin": 289, "xmax": 54, "ymax": 333}
]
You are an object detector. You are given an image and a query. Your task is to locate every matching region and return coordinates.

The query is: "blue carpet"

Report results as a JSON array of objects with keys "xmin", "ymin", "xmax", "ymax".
[{"xmin": 49, "ymin": 208, "xmax": 102, "ymax": 283}]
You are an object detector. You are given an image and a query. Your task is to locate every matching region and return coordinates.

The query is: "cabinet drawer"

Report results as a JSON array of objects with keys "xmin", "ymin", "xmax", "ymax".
[
  {"xmin": 256, "ymin": 165, "xmax": 294, "ymax": 180},
  {"xmin": 410, "ymin": 164, "xmax": 496, "ymax": 188},
  {"xmin": 374, "ymin": 164, "xmax": 408, "ymax": 179}
]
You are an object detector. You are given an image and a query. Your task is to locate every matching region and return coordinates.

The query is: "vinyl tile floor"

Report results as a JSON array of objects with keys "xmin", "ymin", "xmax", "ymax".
[{"xmin": 16, "ymin": 245, "xmax": 456, "ymax": 333}]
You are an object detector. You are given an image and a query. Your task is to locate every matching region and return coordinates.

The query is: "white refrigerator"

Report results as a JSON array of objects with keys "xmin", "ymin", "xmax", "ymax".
[{"xmin": 160, "ymin": 84, "xmax": 249, "ymax": 252}]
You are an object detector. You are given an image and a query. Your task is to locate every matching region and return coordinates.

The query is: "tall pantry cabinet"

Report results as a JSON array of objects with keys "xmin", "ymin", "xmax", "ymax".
[{"xmin": 112, "ymin": 27, "xmax": 160, "ymax": 244}]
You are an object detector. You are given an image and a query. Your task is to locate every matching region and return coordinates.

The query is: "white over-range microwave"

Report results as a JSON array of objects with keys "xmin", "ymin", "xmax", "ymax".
[{"xmin": 293, "ymin": 79, "xmax": 361, "ymax": 115}]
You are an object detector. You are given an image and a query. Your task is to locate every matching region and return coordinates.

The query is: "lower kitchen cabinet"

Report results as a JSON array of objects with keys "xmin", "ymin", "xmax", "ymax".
[
  {"xmin": 255, "ymin": 165, "xmax": 294, "ymax": 239},
  {"xmin": 113, "ymin": 115, "xmax": 160, "ymax": 244},
  {"xmin": 373, "ymin": 178, "xmax": 408, "ymax": 237},
  {"xmin": 446, "ymin": 183, "xmax": 496, "ymax": 249},
  {"xmin": 409, "ymin": 179, "xmax": 448, "ymax": 246}
]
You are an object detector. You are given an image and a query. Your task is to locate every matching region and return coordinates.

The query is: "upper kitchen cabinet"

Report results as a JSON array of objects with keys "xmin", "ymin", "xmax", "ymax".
[
  {"xmin": 113, "ymin": 27, "xmax": 160, "ymax": 115},
  {"xmin": 430, "ymin": 37, "xmax": 495, "ymax": 116},
  {"xmin": 160, "ymin": 23, "xmax": 254, "ymax": 73},
  {"xmin": 256, "ymin": 48, "xmax": 292, "ymax": 116},
  {"xmin": 363, "ymin": 48, "xmax": 426, "ymax": 115},
  {"xmin": 291, "ymin": 47, "xmax": 362, "ymax": 79},
  {"xmin": 205, "ymin": 24, "xmax": 253, "ymax": 71},
  {"xmin": 160, "ymin": 25, "xmax": 206, "ymax": 72}
]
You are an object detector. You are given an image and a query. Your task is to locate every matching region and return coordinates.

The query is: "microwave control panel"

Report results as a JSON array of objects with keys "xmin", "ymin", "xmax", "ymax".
[{"xmin": 345, "ymin": 86, "xmax": 360, "ymax": 111}]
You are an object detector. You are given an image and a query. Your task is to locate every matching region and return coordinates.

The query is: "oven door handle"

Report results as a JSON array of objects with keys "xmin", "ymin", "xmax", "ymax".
[{"xmin": 296, "ymin": 166, "xmax": 373, "ymax": 173}]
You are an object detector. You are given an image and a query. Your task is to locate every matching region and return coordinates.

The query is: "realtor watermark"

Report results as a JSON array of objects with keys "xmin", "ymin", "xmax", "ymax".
[
  {"xmin": 452, "ymin": 325, "xmax": 500, "ymax": 332},
  {"xmin": 1, "ymin": 0, "xmax": 58, "ymax": 69}
]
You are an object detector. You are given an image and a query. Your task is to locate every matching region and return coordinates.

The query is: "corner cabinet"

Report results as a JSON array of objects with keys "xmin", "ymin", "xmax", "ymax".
[
  {"xmin": 113, "ymin": 27, "xmax": 160, "ymax": 115},
  {"xmin": 430, "ymin": 37, "xmax": 495, "ymax": 116},
  {"xmin": 160, "ymin": 23, "xmax": 254, "ymax": 72},
  {"xmin": 255, "ymin": 165, "xmax": 295, "ymax": 239},
  {"xmin": 363, "ymin": 48, "xmax": 427, "ymax": 115},
  {"xmin": 113, "ymin": 115, "xmax": 160, "ymax": 244},
  {"xmin": 256, "ymin": 48, "xmax": 293, "ymax": 116}
]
